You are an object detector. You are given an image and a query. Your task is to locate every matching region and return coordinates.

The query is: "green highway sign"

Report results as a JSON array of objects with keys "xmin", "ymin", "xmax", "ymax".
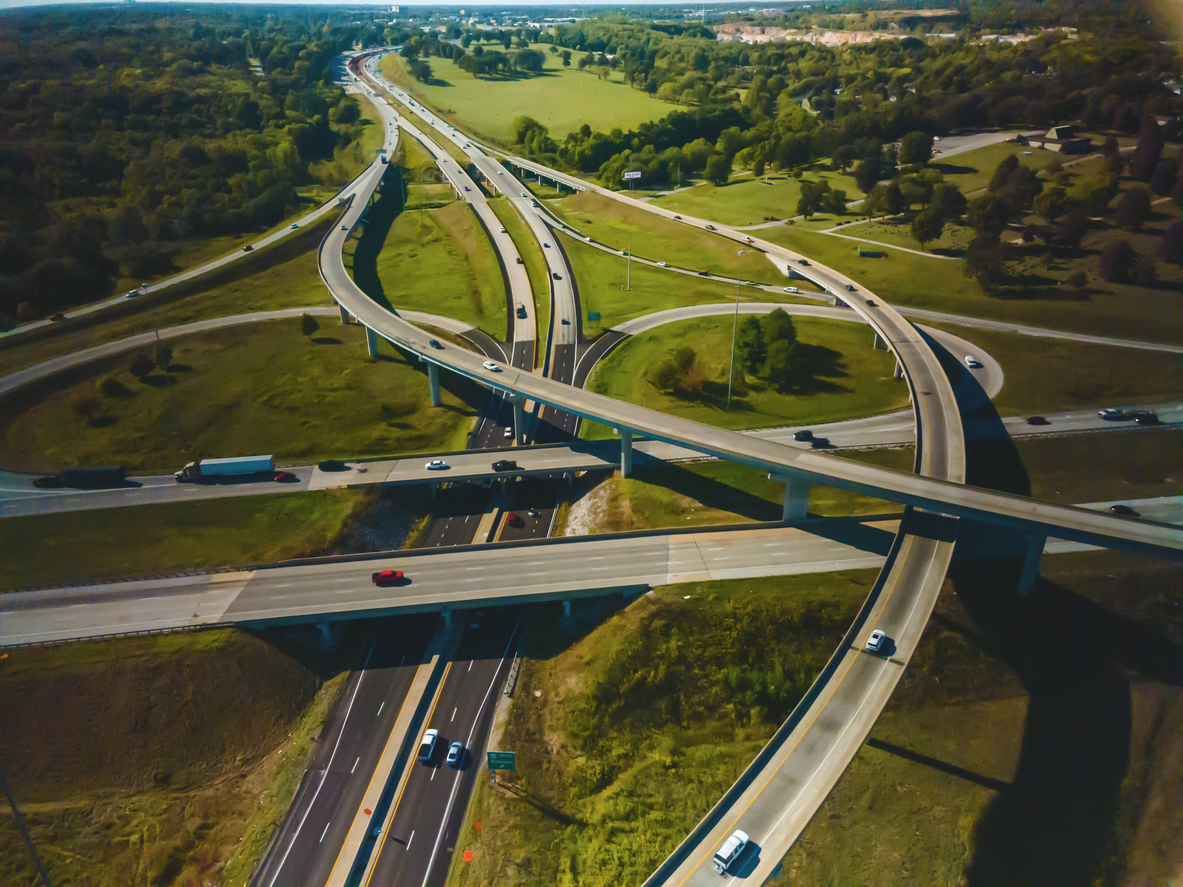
[
  {"xmin": 487, "ymin": 751, "xmax": 517, "ymax": 771},
  {"xmin": 588, "ymin": 312, "xmax": 601, "ymax": 322}
]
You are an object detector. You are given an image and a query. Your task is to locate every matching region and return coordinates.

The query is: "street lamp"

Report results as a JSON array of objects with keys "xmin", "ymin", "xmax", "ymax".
[{"xmin": 726, "ymin": 249, "xmax": 745, "ymax": 411}]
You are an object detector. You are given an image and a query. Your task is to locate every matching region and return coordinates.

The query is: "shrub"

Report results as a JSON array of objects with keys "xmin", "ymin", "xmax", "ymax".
[
  {"xmin": 129, "ymin": 352, "xmax": 156, "ymax": 378},
  {"xmin": 1098, "ymin": 240, "xmax": 1134, "ymax": 283},
  {"xmin": 99, "ymin": 376, "xmax": 132, "ymax": 398}
]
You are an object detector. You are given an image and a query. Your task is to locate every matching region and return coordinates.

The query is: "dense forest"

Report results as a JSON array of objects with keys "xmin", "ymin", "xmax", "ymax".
[{"xmin": 0, "ymin": 9, "xmax": 384, "ymax": 327}]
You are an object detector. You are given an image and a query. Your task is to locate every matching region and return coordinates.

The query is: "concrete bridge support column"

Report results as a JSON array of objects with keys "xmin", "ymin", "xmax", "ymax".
[
  {"xmin": 317, "ymin": 620, "xmax": 336, "ymax": 648},
  {"xmin": 774, "ymin": 474, "xmax": 811, "ymax": 523},
  {"xmin": 1017, "ymin": 534, "xmax": 1045, "ymax": 596},
  {"xmin": 366, "ymin": 326, "xmax": 380, "ymax": 358},
  {"xmin": 427, "ymin": 363, "xmax": 441, "ymax": 407},
  {"xmin": 562, "ymin": 600, "xmax": 572, "ymax": 619},
  {"xmin": 441, "ymin": 608, "xmax": 452, "ymax": 628},
  {"xmin": 338, "ymin": 302, "xmax": 351, "ymax": 324},
  {"xmin": 512, "ymin": 398, "xmax": 527, "ymax": 445},
  {"xmin": 894, "ymin": 360, "xmax": 904, "ymax": 380},
  {"xmin": 620, "ymin": 429, "xmax": 633, "ymax": 478},
  {"xmin": 873, "ymin": 331, "xmax": 886, "ymax": 350}
]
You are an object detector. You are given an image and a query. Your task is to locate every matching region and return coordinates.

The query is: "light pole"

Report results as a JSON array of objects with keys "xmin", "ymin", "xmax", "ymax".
[{"xmin": 726, "ymin": 249, "xmax": 745, "ymax": 411}]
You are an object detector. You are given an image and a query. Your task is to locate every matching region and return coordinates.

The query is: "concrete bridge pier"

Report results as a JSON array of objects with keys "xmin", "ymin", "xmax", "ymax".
[
  {"xmin": 441, "ymin": 608, "xmax": 453, "ymax": 628},
  {"xmin": 873, "ymin": 331, "xmax": 886, "ymax": 350},
  {"xmin": 427, "ymin": 362, "xmax": 440, "ymax": 407},
  {"xmin": 1017, "ymin": 534, "xmax": 1045, "ymax": 596},
  {"xmin": 620, "ymin": 429, "xmax": 633, "ymax": 477},
  {"xmin": 316, "ymin": 620, "xmax": 338, "ymax": 649},
  {"xmin": 894, "ymin": 360, "xmax": 904, "ymax": 380},
  {"xmin": 562, "ymin": 599, "xmax": 572, "ymax": 619},
  {"xmin": 512, "ymin": 397, "xmax": 527, "ymax": 445},
  {"xmin": 772, "ymin": 474, "xmax": 811, "ymax": 522},
  {"xmin": 366, "ymin": 326, "xmax": 380, "ymax": 358},
  {"xmin": 338, "ymin": 302, "xmax": 352, "ymax": 324}
]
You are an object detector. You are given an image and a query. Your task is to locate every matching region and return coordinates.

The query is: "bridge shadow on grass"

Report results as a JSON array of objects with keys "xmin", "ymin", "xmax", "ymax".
[
  {"xmin": 350, "ymin": 167, "xmax": 404, "ymax": 312},
  {"xmin": 628, "ymin": 463, "xmax": 781, "ymax": 522},
  {"xmin": 866, "ymin": 737, "xmax": 1011, "ymax": 792}
]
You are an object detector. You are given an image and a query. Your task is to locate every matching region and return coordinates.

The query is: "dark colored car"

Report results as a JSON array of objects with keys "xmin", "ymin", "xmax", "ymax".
[
  {"xmin": 515, "ymin": 257, "xmax": 523, "ymax": 264},
  {"xmin": 1109, "ymin": 504, "xmax": 1139, "ymax": 517},
  {"xmin": 516, "ymin": 304, "xmax": 527, "ymax": 319},
  {"xmin": 1026, "ymin": 416, "xmax": 1049, "ymax": 425},
  {"xmin": 1132, "ymin": 412, "xmax": 1160, "ymax": 425},
  {"xmin": 429, "ymin": 339, "xmax": 444, "ymax": 350},
  {"xmin": 552, "ymin": 272, "xmax": 561, "ymax": 280},
  {"xmin": 318, "ymin": 460, "xmax": 347, "ymax": 471},
  {"xmin": 793, "ymin": 429, "xmax": 813, "ymax": 441},
  {"xmin": 274, "ymin": 471, "xmax": 297, "ymax": 482},
  {"xmin": 865, "ymin": 299, "xmax": 876, "ymax": 306},
  {"xmin": 697, "ymin": 270, "xmax": 709, "ymax": 276},
  {"xmin": 33, "ymin": 474, "xmax": 64, "ymax": 489},
  {"xmin": 492, "ymin": 459, "xmax": 518, "ymax": 472},
  {"xmin": 845, "ymin": 284, "xmax": 856, "ymax": 292},
  {"xmin": 50, "ymin": 312, "xmax": 66, "ymax": 322},
  {"xmin": 673, "ymin": 215, "xmax": 682, "ymax": 220},
  {"xmin": 797, "ymin": 259, "xmax": 810, "ymax": 266},
  {"xmin": 242, "ymin": 244, "xmax": 253, "ymax": 252},
  {"xmin": 372, "ymin": 569, "xmax": 405, "ymax": 586}
]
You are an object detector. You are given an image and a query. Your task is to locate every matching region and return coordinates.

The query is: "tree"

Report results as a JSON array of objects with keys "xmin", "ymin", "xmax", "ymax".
[
  {"xmin": 156, "ymin": 343, "xmax": 174, "ymax": 369},
  {"xmin": 128, "ymin": 352, "xmax": 156, "ymax": 378},
  {"xmin": 1128, "ymin": 255, "xmax": 1157, "ymax": 286},
  {"xmin": 561, "ymin": 50, "xmax": 572, "ymax": 67},
  {"xmin": 963, "ymin": 235, "xmax": 1007, "ymax": 290},
  {"xmin": 930, "ymin": 183, "xmax": 967, "ymax": 222},
  {"xmin": 866, "ymin": 182, "xmax": 903, "ymax": 216},
  {"xmin": 704, "ymin": 154, "xmax": 732, "ymax": 187},
  {"xmin": 1157, "ymin": 221, "xmax": 1183, "ymax": 266},
  {"xmin": 763, "ymin": 308, "xmax": 797, "ymax": 347},
  {"xmin": 1149, "ymin": 159, "xmax": 1180, "ymax": 197},
  {"xmin": 898, "ymin": 131, "xmax": 933, "ymax": 166},
  {"xmin": 765, "ymin": 339, "xmax": 804, "ymax": 391},
  {"xmin": 1067, "ymin": 269, "xmax": 1087, "ymax": 290},
  {"xmin": 1032, "ymin": 186, "xmax": 1071, "ymax": 224},
  {"xmin": 967, "ymin": 194, "xmax": 1010, "ymax": 238},
  {"xmin": 822, "ymin": 189, "xmax": 847, "ymax": 216},
  {"xmin": 513, "ymin": 48, "xmax": 545, "ymax": 74},
  {"xmin": 911, "ymin": 208, "xmax": 945, "ymax": 249},
  {"xmin": 99, "ymin": 376, "xmax": 132, "ymax": 398},
  {"xmin": 1068, "ymin": 174, "xmax": 1119, "ymax": 216},
  {"xmin": 1098, "ymin": 240, "xmax": 1134, "ymax": 283},
  {"xmin": 1057, "ymin": 208, "xmax": 1088, "ymax": 248},
  {"xmin": 736, "ymin": 315, "xmax": 766, "ymax": 374},
  {"xmin": 834, "ymin": 144, "xmax": 858, "ymax": 172},
  {"xmin": 853, "ymin": 157, "xmax": 882, "ymax": 193},
  {"xmin": 300, "ymin": 313, "xmax": 320, "ymax": 338},
  {"xmin": 1113, "ymin": 187, "xmax": 1152, "ymax": 231}
]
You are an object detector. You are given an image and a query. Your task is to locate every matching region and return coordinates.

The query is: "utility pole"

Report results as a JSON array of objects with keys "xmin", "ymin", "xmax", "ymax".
[{"xmin": 727, "ymin": 250, "xmax": 745, "ymax": 411}]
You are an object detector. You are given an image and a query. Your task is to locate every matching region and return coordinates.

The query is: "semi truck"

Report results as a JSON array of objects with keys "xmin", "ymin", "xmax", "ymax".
[{"xmin": 174, "ymin": 455, "xmax": 274, "ymax": 483}]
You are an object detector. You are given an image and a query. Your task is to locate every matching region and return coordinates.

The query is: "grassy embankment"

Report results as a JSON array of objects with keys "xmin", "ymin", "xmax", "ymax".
[
  {"xmin": 378, "ymin": 46, "xmax": 673, "ymax": 145},
  {"xmin": 549, "ymin": 191, "xmax": 787, "ymax": 285},
  {"xmin": 0, "ymin": 625, "xmax": 376, "ymax": 887},
  {"xmin": 559, "ymin": 233, "xmax": 807, "ymax": 338},
  {"xmin": 770, "ymin": 547, "xmax": 1183, "ymax": 887},
  {"xmin": 583, "ymin": 315, "xmax": 908, "ymax": 437},
  {"xmin": 346, "ymin": 173, "xmax": 507, "ymax": 337},
  {"xmin": 650, "ymin": 168, "xmax": 866, "ymax": 227},
  {"xmin": 1, "ymin": 320, "xmax": 479, "ymax": 475},
  {"xmin": 446, "ymin": 572, "xmax": 877, "ymax": 887},
  {"xmin": 488, "ymin": 197, "xmax": 551, "ymax": 363}
]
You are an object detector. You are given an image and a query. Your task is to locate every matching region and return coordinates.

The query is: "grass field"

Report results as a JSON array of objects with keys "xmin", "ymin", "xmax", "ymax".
[
  {"xmin": 925, "ymin": 321, "xmax": 1183, "ymax": 417},
  {"xmin": 1016, "ymin": 429, "xmax": 1182, "ymax": 505},
  {"xmin": 446, "ymin": 571, "xmax": 876, "ymax": 887},
  {"xmin": 651, "ymin": 169, "xmax": 866, "ymax": 227},
  {"xmin": 489, "ymin": 196, "xmax": 550, "ymax": 361},
  {"xmin": 930, "ymin": 141, "xmax": 1069, "ymax": 195},
  {"xmin": 583, "ymin": 315, "xmax": 909, "ymax": 436},
  {"xmin": 0, "ymin": 629, "xmax": 346, "ymax": 887},
  {"xmin": 378, "ymin": 47, "xmax": 674, "ymax": 145},
  {"xmin": 550, "ymin": 191, "xmax": 786, "ymax": 284},
  {"xmin": 1, "ymin": 220, "xmax": 339, "ymax": 375},
  {"xmin": 561, "ymin": 234, "xmax": 797, "ymax": 337},
  {"xmin": 1, "ymin": 320, "xmax": 479, "ymax": 474},
  {"xmin": 349, "ymin": 193, "xmax": 508, "ymax": 338}
]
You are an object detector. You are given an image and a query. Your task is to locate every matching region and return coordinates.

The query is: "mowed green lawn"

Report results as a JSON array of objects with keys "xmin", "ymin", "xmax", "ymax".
[
  {"xmin": 651, "ymin": 169, "xmax": 866, "ymax": 226},
  {"xmin": 931, "ymin": 140, "xmax": 1070, "ymax": 195},
  {"xmin": 349, "ymin": 199, "xmax": 508, "ymax": 338},
  {"xmin": 560, "ymin": 233, "xmax": 787, "ymax": 337},
  {"xmin": 551, "ymin": 191, "xmax": 786, "ymax": 284},
  {"xmin": 379, "ymin": 48, "xmax": 674, "ymax": 144},
  {"xmin": 1, "ymin": 320, "xmax": 479, "ymax": 473},
  {"xmin": 0, "ymin": 492, "xmax": 365, "ymax": 591},
  {"xmin": 584, "ymin": 314, "xmax": 909, "ymax": 436}
]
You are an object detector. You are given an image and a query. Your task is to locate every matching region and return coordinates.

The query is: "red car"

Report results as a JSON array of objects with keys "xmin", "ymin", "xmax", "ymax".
[
  {"xmin": 372, "ymin": 569, "xmax": 405, "ymax": 586},
  {"xmin": 274, "ymin": 471, "xmax": 297, "ymax": 482}
]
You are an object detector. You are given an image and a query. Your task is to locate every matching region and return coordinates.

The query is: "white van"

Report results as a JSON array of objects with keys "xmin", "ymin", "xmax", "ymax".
[{"xmin": 712, "ymin": 830, "xmax": 750, "ymax": 875}]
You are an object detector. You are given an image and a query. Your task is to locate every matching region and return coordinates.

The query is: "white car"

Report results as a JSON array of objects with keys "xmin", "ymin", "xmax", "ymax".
[
  {"xmin": 482, "ymin": 360, "xmax": 500, "ymax": 372},
  {"xmin": 712, "ymin": 830, "xmax": 750, "ymax": 874},
  {"xmin": 499, "ymin": 226, "xmax": 507, "ymax": 233},
  {"xmin": 446, "ymin": 742, "xmax": 463, "ymax": 767},
  {"xmin": 418, "ymin": 728, "xmax": 438, "ymax": 761},
  {"xmin": 865, "ymin": 629, "xmax": 887, "ymax": 652},
  {"xmin": 657, "ymin": 261, "xmax": 668, "ymax": 267},
  {"xmin": 425, "ymin": 460, "xmax": 448, "ymax": 471},
  {"xmin": 964, "ymin": 355, "xmax": 982, "ymax": 368}
]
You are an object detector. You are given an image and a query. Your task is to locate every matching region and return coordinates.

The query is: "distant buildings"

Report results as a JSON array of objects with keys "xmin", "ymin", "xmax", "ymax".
[{"xmin": 1015, "ymin": 125, "xmax": 1092, "ymax": 154}]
